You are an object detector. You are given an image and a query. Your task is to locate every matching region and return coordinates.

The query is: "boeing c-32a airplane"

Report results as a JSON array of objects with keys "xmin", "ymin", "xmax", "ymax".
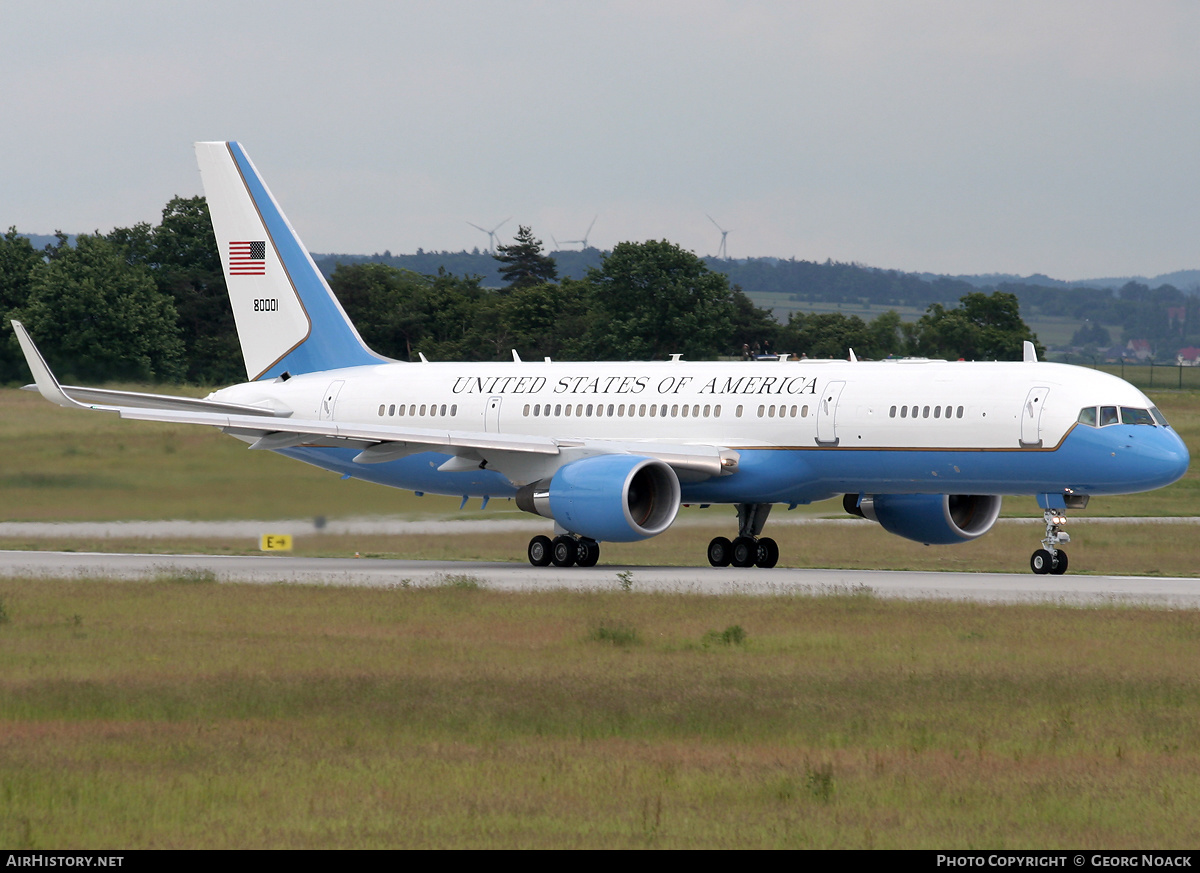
[{"xmin": 12, "ymin": 142, "xmax": 1191, "ymax": 574}]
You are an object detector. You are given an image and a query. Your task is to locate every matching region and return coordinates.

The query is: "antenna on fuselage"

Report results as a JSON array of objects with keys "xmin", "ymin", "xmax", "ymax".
[{"xmin": 1023, "ymin": 341, "xmax": 1038, "ymax": 363}]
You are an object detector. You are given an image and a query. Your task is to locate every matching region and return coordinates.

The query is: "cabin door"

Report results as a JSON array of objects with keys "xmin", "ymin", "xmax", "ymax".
[
  {"xmin": 1020, "ymin": 386, "xmax": 1049, "ymax": 447},
  {"xmin": 485, "ymin": 395, "xmax": 503, "ymax": 432},
  {"xmin": 320, "ymin": 380, "xmax": 345, "ymax": 421},
  {"xmin": 815, "ymin": 381, "xmax": 846, "ymax": 446}
]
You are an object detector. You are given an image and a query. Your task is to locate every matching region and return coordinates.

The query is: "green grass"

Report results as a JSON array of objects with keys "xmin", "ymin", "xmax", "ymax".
[{"xmin": 1, "ymin": 578, "xmax": 1199, "ymax": 848}]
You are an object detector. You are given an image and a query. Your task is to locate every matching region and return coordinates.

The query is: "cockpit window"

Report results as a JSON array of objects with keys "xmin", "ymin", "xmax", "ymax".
[
  {"xmin": 1121, "ymin": 407, "xmax": 1156, "ymax": 426},
  {"xmin": 1080, "ymin": 405, "xmax": 1163, "ymax": 428}
]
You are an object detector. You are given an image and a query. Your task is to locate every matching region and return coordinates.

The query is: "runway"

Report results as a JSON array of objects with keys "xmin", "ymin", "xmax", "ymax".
[{"xmin": 1, "ymin": 549, "xmax": 1197, "ymax": 608}]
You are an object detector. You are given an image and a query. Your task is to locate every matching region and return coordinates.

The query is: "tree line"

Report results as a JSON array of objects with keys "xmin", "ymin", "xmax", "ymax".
[
  {"xmin": 1, "ymin": 200, "xmax": 1041, "ymax": 386},
  {"xmin": 319, "ymin": 248, "xmax": 1200, "ymax": 359}
]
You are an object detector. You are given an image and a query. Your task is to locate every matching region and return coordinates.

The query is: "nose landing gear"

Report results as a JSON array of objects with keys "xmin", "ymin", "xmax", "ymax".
[{"xmin": 1030, "ymin": 509, "xmax": 1069, "ymax": 575}]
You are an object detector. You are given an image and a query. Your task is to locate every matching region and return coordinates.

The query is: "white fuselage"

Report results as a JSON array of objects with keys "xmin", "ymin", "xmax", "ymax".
[{"xmin": 208, "ymin": 356, "xmax": 1187, "ymax": 505}]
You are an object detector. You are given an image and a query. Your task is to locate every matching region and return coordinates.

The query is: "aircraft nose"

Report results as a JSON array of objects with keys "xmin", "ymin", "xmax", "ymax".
[{"xmin": 1142, "ymin": 427, "xmax": 1191, "ymax": 490}]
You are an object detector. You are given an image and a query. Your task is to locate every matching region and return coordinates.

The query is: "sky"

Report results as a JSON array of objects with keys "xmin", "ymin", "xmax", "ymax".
[{"xmin": 3, "ymin": 0, "xmax": 1198, "ymax": 280}]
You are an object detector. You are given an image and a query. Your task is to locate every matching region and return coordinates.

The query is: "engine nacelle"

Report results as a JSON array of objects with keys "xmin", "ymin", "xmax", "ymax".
[
  {"xmin": 843, "ymin": 493, "xmax": 1002, "ymax": 545},
  {"xmin": 516, "ymin": 455, "xmax": 681, "ymax": 543}
]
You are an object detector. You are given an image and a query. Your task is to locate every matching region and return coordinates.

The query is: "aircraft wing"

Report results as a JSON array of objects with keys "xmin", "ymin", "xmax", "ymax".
[
  {"xmin": 13, "ymin": 320, "xmax": 733, "ymax": 481},
  {"xmin": 13, "ymin": 320, "xmax": 285, "ymax": 418}
]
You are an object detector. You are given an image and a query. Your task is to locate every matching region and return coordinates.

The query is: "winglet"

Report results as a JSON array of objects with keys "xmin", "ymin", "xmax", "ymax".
[
  {"xmin": 1023, "ymin": 340, "xmax": 1037, "ymax": 363},
  {"xmin": 10, "ymin": 320, "xmax": 92, "ymax": 410}
]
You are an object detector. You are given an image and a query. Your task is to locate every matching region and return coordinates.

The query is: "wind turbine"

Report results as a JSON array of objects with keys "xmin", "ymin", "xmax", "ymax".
[
  {"xmin": 467, "ymin": 217, "xmax": 511, "ymax": 254},
  {"xmin": 707, "ymin": 214, "xmax": 731, "ymax": 260},
  {"xmin": 558, "ymin": 215, "xmax": 598, "ymax": 250}
]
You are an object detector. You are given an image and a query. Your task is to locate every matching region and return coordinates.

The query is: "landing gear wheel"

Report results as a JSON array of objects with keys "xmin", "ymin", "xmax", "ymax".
[
  {"xmin": 576, "ymin": 539, "xmax": 600, "ymax": 568},
  {"xmin": 755, "ymin": 537, "xmax": 779, "ymax": 569},
  {"xmin": 528, "ymin": 535, "xmax": 553, "ymax": 567},
  {"xmin": 731, "ymin": 536, "xmax": 757, "ymax": 568},
  {"xmin": 552, "ymin": 535, "xmax": 577, "ymax": 567},
  {"xmin": 707, "ymin": 536, "xmax": 732, "ymax": 567},
  {"xmin": 1049, "ymin": 549, "xmax": 1068, "ymax": 575},
  {"xmin": 1030, "ymin": 548, "xmax": 1053, "ymax": 575}
]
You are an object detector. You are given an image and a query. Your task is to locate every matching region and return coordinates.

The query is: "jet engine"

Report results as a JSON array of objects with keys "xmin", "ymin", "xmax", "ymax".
[
  {"xmin": 516, "ymin": 455, "xmax": 681, "ymax": 542},
  {"xmin": 843, "ymin": 493, "xmax": 1002, "ymax": 545}
]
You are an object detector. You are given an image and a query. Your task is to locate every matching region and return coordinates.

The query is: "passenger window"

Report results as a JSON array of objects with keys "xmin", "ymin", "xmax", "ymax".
[
  {"xmin": 671, "ymin": 404, "xmax": 679, "ymax": 417},
  {"xmin": 639, "ymin": 404, "xmax": 647, "ymax": 416},
  {"xmin": 715, "ymin": 405, "xmax": 722, "ymax": 417},
  {"xmin": 420, "ymin": 404, "xmax": 427, "ymax": 416},
  {"xmin": 934, "ymin": 406, "xmax": 941, "ymax": 419},
  {"xmin": 703, "ymin": 404, "xmax": 711, "ymax": 417},
  {"xmin": 900, "ymin": 406, "xmax": 907, "ymax": 419},
  {"xmin": 736, "ymin": 405, "xmax": 743, "ymax": 417},
  {"xmin": 757, "ymin": 405, "xmax": 765, "ymax": 417},
  {"xmin": 890, "ymin": 406, "xmax": 897, "ymax": 418},
  {"xmin": 451, "ymin": 405, "xmax": 457, "ymax": 416},
  {"xmin": 682, "ymin": 405, "xmax": 689, "ymax": 418},
  {"xmin": 586, "ymin": 404, "xmax": 594, "ymax": 416},
  {"xmin": 1100, "ymin": 406, "xmax": 1118, "ymax": 426},
  {"xmin": 523, "ymin": 404, "xmax": 530, "ymax": 416},
  {"xmin": 956, "ymin": 406, "xmax": 963, "ymax": 418},
  {"xmin": 608, "ymin": 404, "xmax": 615, "ymax": 416},
  {"xmin": 801, "ymin": 405, "xmax": 809, "ymax": 417},
  {"xmin": 554, "ymin": 404, "xmax": 561, "ymax": 416},
  {"xmin": 1077, "ymin": 407, "xmax": 1097, "ymax": 427},
  {"xmin": 440, "ymin": 404, "xmax": 447, "ymax": 416},
  {"xmin": 923, "ymin": 406, "xmax": 930, "ymax": 418},
  {"xmin": 378, "ymin": 405, "xmax": 385, "ymax": 416}
]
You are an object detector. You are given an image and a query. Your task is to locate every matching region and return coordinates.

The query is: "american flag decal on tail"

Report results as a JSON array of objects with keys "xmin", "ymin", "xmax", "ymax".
[{"xmin": 229, "ymin": 240, "xmax": 267, "ymax": 275}]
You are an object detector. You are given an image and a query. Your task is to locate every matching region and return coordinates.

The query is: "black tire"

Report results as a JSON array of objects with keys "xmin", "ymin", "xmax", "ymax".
[
  {"xmin": 528, "ymin": 535, "xmax": 553, "ymax": 567},
  {"xmin": 707, "ymin": 536, "xmax": 732, "ymax": 567},
  {"xmin": 1030, "ymin": 548, "xmax": 1053, "ymax": 575},
  {"xmin": 552, "ymin": 535, "xmax": 577, "ymax": 567},
  {"xmin": 577, "ymin": 539, "xmax": 600, "ymax": 568},
  {"xmin": 1049, "ymin": 549, "xmax": 1068, "ymax": 575},
  {"xmin": 731, "ymin": 536, "xmax": 757, "ymax": 568},
  {"xmin": 755, "ymin": 536, "xmax": 779, "ymax": 569}
]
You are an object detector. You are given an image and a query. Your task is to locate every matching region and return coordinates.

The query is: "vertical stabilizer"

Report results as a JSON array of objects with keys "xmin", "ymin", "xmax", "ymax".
[{"xmin": 195, "ymin": 141, "xmax": 389, "ymax": 380}]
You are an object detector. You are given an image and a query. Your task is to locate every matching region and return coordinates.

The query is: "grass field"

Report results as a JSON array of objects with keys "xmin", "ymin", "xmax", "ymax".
[
  {"xmin": 1, "ymin": 578, "xmax": 1199, "ymax": 848},
  {"xmin": 2, "ymin": 383, "xmax": 1199, "ymax": 848}
]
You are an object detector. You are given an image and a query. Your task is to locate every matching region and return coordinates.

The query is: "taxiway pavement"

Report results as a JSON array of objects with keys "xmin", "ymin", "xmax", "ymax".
[{"xmin": 1, "ymin": 549, "xmax": 1196, "ymax": 608}]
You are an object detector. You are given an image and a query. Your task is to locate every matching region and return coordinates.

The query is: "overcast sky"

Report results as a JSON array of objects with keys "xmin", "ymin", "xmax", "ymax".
[{"xmin": 3, "ymin": 1, "xmax": 1198, "ymax": 280}]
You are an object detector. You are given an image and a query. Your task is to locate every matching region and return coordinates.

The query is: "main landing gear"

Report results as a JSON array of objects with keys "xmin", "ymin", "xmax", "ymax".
[
  {"xmin": 1030, "ymin": 509, "xmax": 1070, "ymax": 575},
  {"xmin": 707, "ymin": 503, "xmax": 779, "ymax": 568},
  {"xmin": 527, "ymin": 534, "xmax": 600, "ymax": 568}
]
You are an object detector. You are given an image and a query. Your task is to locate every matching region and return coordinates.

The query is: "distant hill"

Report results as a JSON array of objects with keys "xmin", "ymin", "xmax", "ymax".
[{"xmin": 13, "ymin": 233, "xmax": 77, "ymax": 250}]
